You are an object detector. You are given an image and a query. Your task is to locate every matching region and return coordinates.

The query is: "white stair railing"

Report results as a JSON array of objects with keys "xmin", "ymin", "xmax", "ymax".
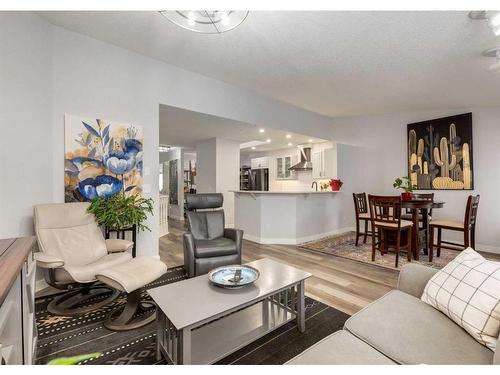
[{"xmin": 159, "ymin": 194, "xmax": 169, "ymax": 237}]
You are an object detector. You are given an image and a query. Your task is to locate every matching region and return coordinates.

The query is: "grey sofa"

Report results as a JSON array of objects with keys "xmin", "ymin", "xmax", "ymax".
[
  {"xmin": 183, "ymin": 193, "xmax": 243, "ymax": 277},
  {"xmin": 287, "ymin": 263, "xmax": 499, "ymax": 365}
]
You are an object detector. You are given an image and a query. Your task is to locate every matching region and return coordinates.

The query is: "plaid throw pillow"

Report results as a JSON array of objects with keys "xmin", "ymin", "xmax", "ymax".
[{"xmin": 421, "ymin": 248, "xmax": 500, "ymax": 351}]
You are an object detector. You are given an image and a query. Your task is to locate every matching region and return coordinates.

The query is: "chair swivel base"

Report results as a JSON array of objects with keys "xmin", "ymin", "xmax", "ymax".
[
  {"xmin": 48, "ymin": 285, "xmax": 120, "ymax": 317},
  {"xmin": 103, "ymin": 289, "xmax": 156, "ymax": 331}
]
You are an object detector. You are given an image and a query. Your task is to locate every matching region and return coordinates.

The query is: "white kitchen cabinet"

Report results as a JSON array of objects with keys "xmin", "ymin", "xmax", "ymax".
[
  {"xmin": 312, "ymin": 146, "xmax": 337, "ymax": 179},
  {"xmin": 250, "ymin": 157, "xmax": 269, "ymax": 169},
  {"xmin": 276, "ymin": 155, "xmax": 296, "ymax": 180}
]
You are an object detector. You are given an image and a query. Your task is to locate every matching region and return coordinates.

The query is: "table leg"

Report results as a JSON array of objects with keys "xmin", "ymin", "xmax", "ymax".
[
  {"xmin": 156, "ymin": 308, "xmax": 165, "ymax": 361},
  {"xmin": 411, "ymin": 209, "xmax": 419, "ymax": 260},
  {"xmin": 180, "ymin": 328, "xmax": 192, "ymax": 365},
  {"xmin": 262, "ymin": 297, "xmax": 270, "ymax": 327},
  {"xmin": 296, "ymin": 281, "xmax": 305, "ymax": 333},
  {"xmin": 421, "ymin": 208, "xmax": 429, "ymax": 256}
]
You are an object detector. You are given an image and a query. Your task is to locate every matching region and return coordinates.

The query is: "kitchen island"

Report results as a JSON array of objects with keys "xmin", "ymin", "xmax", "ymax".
[{"xmin": 231, "ymin": 190, "xmax": 347, "ymax": 245}]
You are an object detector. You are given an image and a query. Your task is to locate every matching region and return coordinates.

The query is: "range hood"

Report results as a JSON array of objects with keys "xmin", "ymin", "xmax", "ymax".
[{"xmin": 289, "ymin": 145, "xmax": 313, "ymax": 171}]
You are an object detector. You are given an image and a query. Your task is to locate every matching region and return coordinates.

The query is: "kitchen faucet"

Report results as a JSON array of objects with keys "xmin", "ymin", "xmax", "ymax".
[{"xmin": 311, "ymin": 181, "xmax": 318, "ymax": 191}]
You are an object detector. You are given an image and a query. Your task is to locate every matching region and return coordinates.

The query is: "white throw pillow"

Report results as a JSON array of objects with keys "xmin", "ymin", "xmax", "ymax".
[{"xmin": 421, "ymin": 247, "xmax": 500, "ymax": 351}]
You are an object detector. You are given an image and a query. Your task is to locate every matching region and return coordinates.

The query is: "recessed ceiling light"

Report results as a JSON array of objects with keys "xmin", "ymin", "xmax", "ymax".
[
  {"xmin": 469, "ymin": 11, "xmax": 500, "ymax": 37},
  {"xmin": 286, "ymin": 134, "xmax": 291, "ymax": 139},
  {"xmin": 308, "ymin": 139, "xmax": 313, "ymax": 143},
  {"xmin": 266, "ymin": 139, "xmax": 271, "ymax": 143},
  {"xmin": 158, "ymin": 145, "xmax": 171, "ymax": 153},
  {"xmin": 288, "ymin": 142, "xmax": 293, "ymax": 146},
  {"xmin": 251, "ymin": 146, "xmax": 256, "ymax": 150},
  {"xmin": 489, "ymin": 11, "xmax": 500, "ymax": 27},
  {"xmin": 259, "ymin": 128, "xmax": 265, "ymax": 133}
]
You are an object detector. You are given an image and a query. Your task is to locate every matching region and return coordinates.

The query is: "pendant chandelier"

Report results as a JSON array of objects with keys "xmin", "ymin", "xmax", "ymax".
[{"xmin": 160, "ymin": 10, "xmax": 249, "ymax": 34}]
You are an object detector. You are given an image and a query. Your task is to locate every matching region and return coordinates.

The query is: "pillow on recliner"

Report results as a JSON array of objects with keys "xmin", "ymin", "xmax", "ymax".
[{"xmin": 421, "ymin": 247, "xmax": 500, "ymax": 351}]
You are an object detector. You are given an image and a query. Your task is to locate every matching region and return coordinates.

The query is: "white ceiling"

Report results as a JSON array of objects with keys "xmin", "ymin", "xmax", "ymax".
[
  {"xmin": 40, "ymin": 11, "xmax": 500, "ymax": 117},
  {"xmin": 159, "ymin": 104, "xmax": 325, "ymax": 153}
]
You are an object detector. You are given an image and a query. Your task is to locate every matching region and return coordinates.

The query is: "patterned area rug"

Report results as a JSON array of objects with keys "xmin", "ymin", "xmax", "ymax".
[
  {"xmin": 35, "ymin": 266, "xmax": 349, "ymax": 365},
  {"xmin": 300, "ymin": 231, "xmax": 457, "ymax": 270}
]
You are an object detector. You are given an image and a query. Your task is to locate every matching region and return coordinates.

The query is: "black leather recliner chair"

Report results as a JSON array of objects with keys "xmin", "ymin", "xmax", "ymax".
[{"xmin": 183, "ymin": 193, "xmax": 243, "ymax": 277}]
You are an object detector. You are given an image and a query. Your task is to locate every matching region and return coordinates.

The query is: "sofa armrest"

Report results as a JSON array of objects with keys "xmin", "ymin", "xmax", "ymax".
[
  {"xmin": 183, "ymin": 233, "xmax": 196, "ymax": 278},
  {"xmin": 105, "ymin": 239, "xmax": 134, "ymax": 253},
  {"xmin": 397, "ymin": 263, "xmax": 439, "ymax": 298},
  {"xmin": 34, "ymin": 252, "xmax": 65, "ymax": 269}
]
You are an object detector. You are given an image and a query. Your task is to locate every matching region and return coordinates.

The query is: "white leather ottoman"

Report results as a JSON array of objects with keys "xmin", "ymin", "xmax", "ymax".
[{"xmin": 97, "ymin": 256, "xmax": 167, "ymax": 331}]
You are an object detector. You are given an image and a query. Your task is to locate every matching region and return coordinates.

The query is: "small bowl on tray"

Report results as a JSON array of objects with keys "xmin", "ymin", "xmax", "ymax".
[{"xmin": 208, "ymin": 265, "xmax": 260, "ymax": 289}]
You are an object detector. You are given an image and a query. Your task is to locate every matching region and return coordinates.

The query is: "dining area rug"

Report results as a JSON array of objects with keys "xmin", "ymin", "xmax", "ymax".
[{"xmin": 300, "ymin": 231, "xmax": 457, "ymax": 270}]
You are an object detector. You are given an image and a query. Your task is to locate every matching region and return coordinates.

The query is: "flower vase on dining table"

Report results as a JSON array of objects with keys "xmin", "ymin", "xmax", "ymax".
[{"xmin": 401, "ymin": 192, "xmax": 413, "ymax": 201}]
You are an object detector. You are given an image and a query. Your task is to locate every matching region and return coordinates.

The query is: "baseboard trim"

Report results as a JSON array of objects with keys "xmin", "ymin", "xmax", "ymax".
[
  {"xmin": 168, "ymin": 215, "xmax": 184, "ymax": 222},
  {"xmin": 243, "ymin": 227, "xmax": 355, "ymax": 245},
  {"xmin": 475, "ymin": 243, "xmax": 500, "ymax": 255}
]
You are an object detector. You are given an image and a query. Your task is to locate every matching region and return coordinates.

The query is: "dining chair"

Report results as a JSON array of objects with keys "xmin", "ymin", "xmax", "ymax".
[
  {"xmin": 428, "ymin": 195, "xmax": 480, "ymax": 262},
  {"xmin": 353, "ymin": 193, "xmax": 372, "ymax": 246},
  {"xmin": 368, "ymin": 195, "xmax": 413, "ymax": 268}
]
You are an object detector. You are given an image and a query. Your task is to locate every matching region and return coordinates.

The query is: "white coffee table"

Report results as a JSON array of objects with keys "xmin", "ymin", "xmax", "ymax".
[{"xmin": 148, "ymin": 258, "xmax": 312, "ymax": 365}]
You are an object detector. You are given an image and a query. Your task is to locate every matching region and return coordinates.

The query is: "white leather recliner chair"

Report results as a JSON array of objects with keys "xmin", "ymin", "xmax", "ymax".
[{"xmin": 34, "ymin": 202, "xmax": 133, "ymax": 316}]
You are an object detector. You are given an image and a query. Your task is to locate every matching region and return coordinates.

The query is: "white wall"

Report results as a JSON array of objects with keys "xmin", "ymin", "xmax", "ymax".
[
  {"xmin": 215, "ymin": 139, "xmax": 240, "ymax": 226},
  {"xmin": 196, "ymin": 138, "xmax": 217, "ymax": 193},
  {"xmin": 196, "ymin": 138, "xmax": 240, "ymax": 226},
  {"xmin": 1, "ymin": 13, "xmax": 334, "ymax": 256},
  {"xmin": 331, "ymin": 107, "xmax": 500, "ymax": 253},
  {"xmin": 0, "ymin": 13, "xmax": 53, "ymax": 238}
]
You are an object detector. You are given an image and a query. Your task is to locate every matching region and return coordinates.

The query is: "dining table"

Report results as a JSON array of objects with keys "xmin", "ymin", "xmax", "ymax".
[{"xmin": 402, "ymin": 199, "xmax": 445, "ymax": 260}]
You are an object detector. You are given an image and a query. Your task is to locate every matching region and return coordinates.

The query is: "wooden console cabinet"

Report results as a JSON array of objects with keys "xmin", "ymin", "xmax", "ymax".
[{"xmin": 0, "ymin": 237, "xmax": 37, "ymax": 365}]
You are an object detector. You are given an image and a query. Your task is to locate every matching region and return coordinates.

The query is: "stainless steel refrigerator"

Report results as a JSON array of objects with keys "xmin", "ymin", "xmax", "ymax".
[{"xmin": 249, "ymin": 168, "xmax": 269, "ymax": 191}]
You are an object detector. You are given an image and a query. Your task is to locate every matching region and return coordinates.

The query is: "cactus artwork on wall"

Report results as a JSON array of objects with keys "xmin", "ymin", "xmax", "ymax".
[{"xmin": 407, "ymin": 113, "xmax": 473, "ymax": 190}]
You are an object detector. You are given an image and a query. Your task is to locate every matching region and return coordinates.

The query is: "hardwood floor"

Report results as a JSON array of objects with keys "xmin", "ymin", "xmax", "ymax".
[{"xmin": 160, "ymin": 219, "xmax": 398, "ymax": 316}]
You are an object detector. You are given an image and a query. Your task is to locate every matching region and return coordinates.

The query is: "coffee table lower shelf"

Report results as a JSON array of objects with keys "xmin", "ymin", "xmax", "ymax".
[{"xmin": 156, "ymin": 283, "xmax": 305, "ymax": 365}]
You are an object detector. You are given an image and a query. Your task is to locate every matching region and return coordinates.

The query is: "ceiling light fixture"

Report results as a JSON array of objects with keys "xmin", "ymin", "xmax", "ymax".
[
  {"xmin": 308, "ymin": 139, "xmax": 313, "ymax": 143},
  {"xmin": 288, "ymin": 142, "xmax": 293, "ymax": 146},
  {"xmin": 251, "ymin": 146, "xmax": 256, "ymax": 150},
  {"xmin": 482, "ymin": 47, "xmax": 500, "ymax": 70},
  {"xmin": 159, "ymin": 10, "xmax": 249, "ymax": 34},
  {"xmin": 266, "ymin": 139, "xmax": 271, "ymax": 143},
  {"xmin": 259, "ymin": 128, "xmax": 265, "ymax": 133},
  {"xmin": 159, "ymin": 145, "xmax": 171, "ymax": 153},
  {"xmin": 286, "ymin": 134, "xmax": 291, "ymax": 139},
  {"xmin": 469, "ymin": 10, "xmax": 500, "ymax": 36}
]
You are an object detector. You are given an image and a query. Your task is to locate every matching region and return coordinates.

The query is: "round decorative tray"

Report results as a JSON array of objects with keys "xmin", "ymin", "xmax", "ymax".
[{"xmin": 208, "ymin": 265, "xmax": 260, "ymax": 289}]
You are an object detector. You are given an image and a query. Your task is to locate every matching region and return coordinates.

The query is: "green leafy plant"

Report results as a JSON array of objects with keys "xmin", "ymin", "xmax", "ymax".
[
  {"xmin": 393, "ymin": 176, "xmax": 416, "ymax": 193},
  {"xmin": 47, "ymin": 352, "xmax": 102, "ymax": 365},
  {"xmin": 87, "ymin": 193, "xmax": 154, "ymax": 231}
]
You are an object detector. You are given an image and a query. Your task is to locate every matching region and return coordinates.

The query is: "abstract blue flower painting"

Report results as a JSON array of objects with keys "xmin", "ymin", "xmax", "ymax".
[{"xmin": 64, "ymin": 115, "xmax": 143, "ymax": 202}]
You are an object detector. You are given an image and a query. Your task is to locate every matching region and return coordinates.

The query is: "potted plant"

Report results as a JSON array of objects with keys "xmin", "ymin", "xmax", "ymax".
[
  {"xmin": 393, "ymin": 176, "xmax": 415, "ymax": 201},
  {"xmin": 330, "ymin": 178, "xmax": 343, "ymax": 191},
  {"xmin": 87, "ymin": 193, "xmax": 154, "ymax": 232}
]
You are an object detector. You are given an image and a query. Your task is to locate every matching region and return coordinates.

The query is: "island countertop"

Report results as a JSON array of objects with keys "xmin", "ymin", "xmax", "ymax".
[
  {"xmin": 231, "ymin": 190, "xmax": 341, "ymax": 194},
  {"xmin": 233, "ymin": 190, "xmax": 345, "ymax": 245}
]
